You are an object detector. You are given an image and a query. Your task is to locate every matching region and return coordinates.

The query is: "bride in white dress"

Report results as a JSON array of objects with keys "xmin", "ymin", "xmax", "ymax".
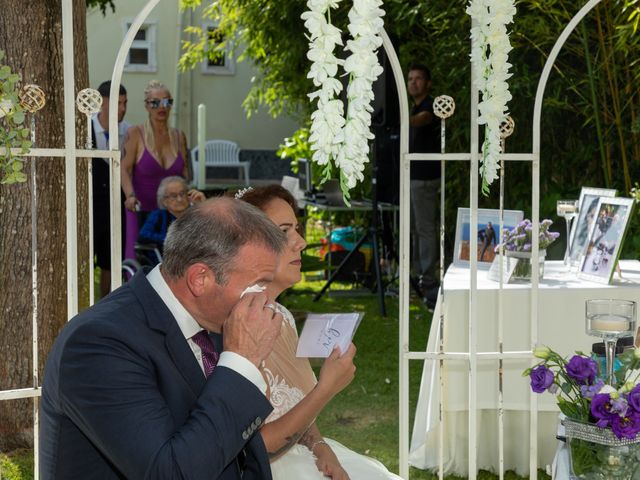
[{"xmin": 238, "ymin": 186, "xmax": 402, "ymax": 480}]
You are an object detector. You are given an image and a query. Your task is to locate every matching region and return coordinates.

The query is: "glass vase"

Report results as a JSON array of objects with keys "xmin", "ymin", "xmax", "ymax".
[
  {"xmin": 564, "ymin": 417, "xmax": 640, "ymax": 480},
  {"xmin": 504, "ymin": 250, "xmax": 546, "ymax": 281}
]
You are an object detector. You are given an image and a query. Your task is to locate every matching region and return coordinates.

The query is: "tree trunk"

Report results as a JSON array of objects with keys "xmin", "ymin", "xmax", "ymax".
[{"xmin": 0, "ymin": 0, "xmax": 90, "ymax": 450}]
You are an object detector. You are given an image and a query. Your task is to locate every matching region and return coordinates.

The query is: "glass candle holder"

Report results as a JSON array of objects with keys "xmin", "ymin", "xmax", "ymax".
[
  {"xmin": 557, "ymin": 199, "xmax": 579, "ymax": 267},
  {"xmin": 585, "ymin": 299, "xmax": 637, "ymax": 385}
]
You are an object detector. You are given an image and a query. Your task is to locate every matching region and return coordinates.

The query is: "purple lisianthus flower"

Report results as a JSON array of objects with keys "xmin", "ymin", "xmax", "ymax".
[
  {"xmin": 627, "ymin": 384, "xmax": 640, "ymax": 413},
  {"xmin": 591, "ymin": 393, "xmax": 616, "ymax": 427},
  {"xmin": 566, "ymin": 355, "xmax": 598, "ymax": 385},
  {"xmin": 581, "ymin": 379, "xmax": 605, "ymax": 399},
  {"xmin": 529, "ymin": 365, "xmax": 554, "ymax": 393},
  {"xmin": 611, "ymin": 396, "xmax": 629, "ymax": 417},
  {"xmin": 611, "ymin": 412, "xmax": 640, "ymax": 440}
]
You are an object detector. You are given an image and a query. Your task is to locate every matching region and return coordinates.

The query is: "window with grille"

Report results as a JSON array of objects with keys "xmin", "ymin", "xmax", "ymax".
[
  {"xmin": 123, "ymin": 21, "xmax": 157, "ymax": 73},
  {"xmin": 201, "ymin": 23, "xmax": 235, "ymax": 75}
]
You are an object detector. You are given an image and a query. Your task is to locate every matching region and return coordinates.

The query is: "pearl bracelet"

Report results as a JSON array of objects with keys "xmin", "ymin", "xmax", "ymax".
[{"xmin": 310, "ymin": 440, "xmax": 328, "ymax": 452}]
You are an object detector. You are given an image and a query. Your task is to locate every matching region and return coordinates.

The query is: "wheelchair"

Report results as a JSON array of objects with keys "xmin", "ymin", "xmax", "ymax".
[{"xmin": 121, "ymin": 242, "xmax": 163, "ymax": 282}]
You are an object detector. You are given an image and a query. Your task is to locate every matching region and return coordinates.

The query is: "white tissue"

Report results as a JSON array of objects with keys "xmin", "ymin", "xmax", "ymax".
[{"xmin": 240, "ymin": 283, "xmax": 266, "ymax": 298}]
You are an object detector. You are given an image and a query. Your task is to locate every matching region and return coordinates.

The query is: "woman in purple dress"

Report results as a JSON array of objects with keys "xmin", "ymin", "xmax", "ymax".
[{"xmin": 121, "ymin": 80, "xmax": 188, "ymax": 260}]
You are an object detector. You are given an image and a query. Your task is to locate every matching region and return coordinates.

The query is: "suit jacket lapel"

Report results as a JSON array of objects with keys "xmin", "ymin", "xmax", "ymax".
[{"xmin": 128, "ymin": 269, "xmax": 206, "ymax": 395}]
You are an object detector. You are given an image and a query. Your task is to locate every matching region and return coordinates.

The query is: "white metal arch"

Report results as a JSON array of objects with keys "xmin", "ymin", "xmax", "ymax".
[
  {"xmin": 105, "ymin": 0, "xmax": 162, "ymax": 292},
  {"xmin": 397, "ymin": 1, "xmax": 605, "ymax": 479},
  {"xmin": 0, "ymin": 1, "xmax": 163, "ymax": 478}
]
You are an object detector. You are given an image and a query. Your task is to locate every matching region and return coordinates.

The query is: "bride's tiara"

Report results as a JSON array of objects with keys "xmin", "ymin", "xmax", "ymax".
[{"xmin": 234, "ymin": 187, "xmax": 253, "ymax": 200}]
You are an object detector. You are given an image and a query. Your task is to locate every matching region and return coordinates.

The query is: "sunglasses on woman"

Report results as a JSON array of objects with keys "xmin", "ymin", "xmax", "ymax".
[{"xmin": 146, "ymin": 98, "xmax": 174, "ymax": 109}]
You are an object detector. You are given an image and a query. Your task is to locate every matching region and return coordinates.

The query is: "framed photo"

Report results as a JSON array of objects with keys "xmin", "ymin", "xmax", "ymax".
[
  {"xmin": 453, "ymin": 208, "xmax": 524, "ymax": 269},
  {"xmin": 578, "ymin": 197, "xmax": 634, "ymax": 284},
  {"xmin": 568, "ymin": 187, "xmax": 617, "ymax": 265}
]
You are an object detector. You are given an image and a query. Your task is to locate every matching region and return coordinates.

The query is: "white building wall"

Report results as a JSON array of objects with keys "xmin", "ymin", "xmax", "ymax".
[{"xmin": 86, "ymin": 0, "xmax": 300, "ymax": 152}]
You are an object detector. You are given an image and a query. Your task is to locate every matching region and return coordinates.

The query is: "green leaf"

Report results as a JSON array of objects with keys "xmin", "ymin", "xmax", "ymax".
[{"xmin": 12, "ymin": 110, "xmax": 25, "ymax": 125}]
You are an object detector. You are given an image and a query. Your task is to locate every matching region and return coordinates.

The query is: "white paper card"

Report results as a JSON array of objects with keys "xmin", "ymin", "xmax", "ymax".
[
  {"xmin": 487, "ymin": 255, "xmax": 518, "ymax": 283},
  {"xmin": 296, "ymin": 313, "xmax": 364, "ymax": 358}
]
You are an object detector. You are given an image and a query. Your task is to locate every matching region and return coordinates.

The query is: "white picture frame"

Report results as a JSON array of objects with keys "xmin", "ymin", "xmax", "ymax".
[
  {"xmin": 577, "ymin": 197, "xmax": 634, "ymax": 284},
  {"xmin": 568, "ymin": 187, "xmax": 617, "ymax": 265},
  {"xmin": 453, "ymin": 208, "xmax": 524, "ymax": 269}
]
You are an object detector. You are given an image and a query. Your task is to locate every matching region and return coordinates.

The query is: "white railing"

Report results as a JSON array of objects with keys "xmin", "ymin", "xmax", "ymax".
[{"xmin": 0, "ymin": 1, "xmax": 160, "ymax": 478}]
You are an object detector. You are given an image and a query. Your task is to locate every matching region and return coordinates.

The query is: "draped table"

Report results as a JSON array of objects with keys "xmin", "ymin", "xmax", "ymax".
[{"xmin": 409, "ymin": 260, "xmax": 640, "ymax": 476}]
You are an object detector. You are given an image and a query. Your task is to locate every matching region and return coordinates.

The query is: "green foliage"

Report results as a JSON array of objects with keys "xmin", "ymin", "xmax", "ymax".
[
  {"xmin": 276, "ymin": 127, "xmax": 312, "ymax": 173},
  {"xmin": 0, "ymin": 50, "xmax": 31, "ymax": 185},
  {"xmin": 0, "ymin": 450, "xmax": 33, "ymax": 480},
  {"xmin": 180, "ymin": 0, "xmax": 640, "ymax": 258},
  {"xmin": 85, "ymin": 0, "xmax": 115, "ymax": 15},
  {"xmin": 179, "ymin": 0, "xmax": 323, "ymax": 120}
]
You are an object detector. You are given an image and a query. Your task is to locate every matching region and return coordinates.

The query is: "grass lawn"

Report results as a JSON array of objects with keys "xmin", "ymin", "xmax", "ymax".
[
  {"xmin": 281, "ymin": 277, "xmax": 432, "ymax": 478},
  {"xmin": 0, "ymin": 276, "xmax": 549, "ymax": 480}
]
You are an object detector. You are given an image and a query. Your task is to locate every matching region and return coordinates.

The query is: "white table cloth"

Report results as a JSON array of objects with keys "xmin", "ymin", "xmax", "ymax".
[{"xmin": 409, "ymin": 260, "xmax": 640, "ymax": 476}]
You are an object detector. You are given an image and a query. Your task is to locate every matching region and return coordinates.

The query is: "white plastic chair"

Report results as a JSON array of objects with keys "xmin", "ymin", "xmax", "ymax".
[{"xmin": 190, "ymin": 140, "xmax": 250, "ymax": 186}]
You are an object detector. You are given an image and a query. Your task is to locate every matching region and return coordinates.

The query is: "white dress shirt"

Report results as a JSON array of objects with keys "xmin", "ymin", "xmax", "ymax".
[
  {"xmin": 146, "ymin": 265, "xmax": 267, "ymax": 394},
  {"xmin": 91, "ymin": 114, "xmax": 131, "ymax": 157}
]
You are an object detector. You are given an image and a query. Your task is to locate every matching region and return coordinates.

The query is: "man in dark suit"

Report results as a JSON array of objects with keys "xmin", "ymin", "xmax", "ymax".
[
  {"xmin": 40, "ymin": 197, "xmax": 287, "ymax": 479},
  {"xmin": 92, "ymin": 80, "xmax": 130, "ymax": 298}
]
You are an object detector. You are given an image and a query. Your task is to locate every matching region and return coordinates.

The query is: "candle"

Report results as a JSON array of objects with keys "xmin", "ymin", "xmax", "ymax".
[
  {"xmin": 557, "ymin": 204, "xmax": 577, "ymax": 215},
  {"xmin": 589, "ymin": 315, "xmax": 631, "ymax": 333}
]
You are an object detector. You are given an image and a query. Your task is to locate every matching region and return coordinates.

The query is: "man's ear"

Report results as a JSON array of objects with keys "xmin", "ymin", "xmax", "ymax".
[{"xmin": 184, "ymin": 262, "xmax": 216, "ymax": 298}]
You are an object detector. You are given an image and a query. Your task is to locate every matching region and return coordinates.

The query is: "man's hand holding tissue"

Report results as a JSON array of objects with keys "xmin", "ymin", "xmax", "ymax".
[{"xmin": 223, "ymin": 284, "xmax": 283, "ymax": 367}]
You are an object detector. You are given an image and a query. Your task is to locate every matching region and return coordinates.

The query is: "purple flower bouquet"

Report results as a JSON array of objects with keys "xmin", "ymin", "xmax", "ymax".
[
  {"xmin": 497, "ymin": 218, "xmax": 560, "ymax": 253},
  {"xmin": 495, "ymin": 219, "xmax": 559, "ymax": 280},
  {"xmin": 526, "ymin": 346, "xmax": 640, "ymax": 479}
]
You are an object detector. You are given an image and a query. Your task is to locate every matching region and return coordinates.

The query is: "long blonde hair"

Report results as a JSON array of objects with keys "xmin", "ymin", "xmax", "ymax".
[{"xmin": 143, "ymin": 79, "xmax": 179, "ymax": 159}]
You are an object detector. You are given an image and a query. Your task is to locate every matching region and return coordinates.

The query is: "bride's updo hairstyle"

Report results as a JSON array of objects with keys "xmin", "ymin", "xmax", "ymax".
[{"xmin": 231, "ymin": 184, "xmax": 297, "ymax": 214}]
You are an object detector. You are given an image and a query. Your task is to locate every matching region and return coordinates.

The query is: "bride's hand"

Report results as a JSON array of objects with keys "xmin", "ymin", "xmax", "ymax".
[
  {"xmin": 316, "ymin": 343, "xmax": 356, "ymax": 398},
  {"xmin": 313, "ymin": 443, "xmax": 350, "ymax": 480}
]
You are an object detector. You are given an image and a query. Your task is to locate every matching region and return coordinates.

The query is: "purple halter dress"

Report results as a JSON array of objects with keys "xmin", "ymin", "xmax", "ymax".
[{"xmin": 125, "ymin": 132, "xmax": 185, "ymax": 260}]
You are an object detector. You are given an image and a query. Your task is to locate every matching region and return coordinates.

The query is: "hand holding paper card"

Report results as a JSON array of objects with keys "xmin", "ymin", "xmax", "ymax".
[{"xmin": 296, "ymin": 313, "xmax": 364, "ymax": 358}]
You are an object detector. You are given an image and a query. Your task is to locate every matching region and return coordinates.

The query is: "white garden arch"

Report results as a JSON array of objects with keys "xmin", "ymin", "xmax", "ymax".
[
  {"xmin": 0, "ymin": 0, "xmax": 607, "ymax": 479},
  {"xmin": 395, "ymin": 0, "xmax": 605, "ymax": 479}
]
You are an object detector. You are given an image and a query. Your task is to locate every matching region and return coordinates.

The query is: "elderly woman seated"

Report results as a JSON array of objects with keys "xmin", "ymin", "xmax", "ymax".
[{"xmin": 138, "ymin": 176, "xmax": 205, "ymax": 252}]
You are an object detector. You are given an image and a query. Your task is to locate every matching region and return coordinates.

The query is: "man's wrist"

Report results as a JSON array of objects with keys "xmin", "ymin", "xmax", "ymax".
[{"xmin": 217, "ymin": 351, "xmax": 267, "ymax": 394}]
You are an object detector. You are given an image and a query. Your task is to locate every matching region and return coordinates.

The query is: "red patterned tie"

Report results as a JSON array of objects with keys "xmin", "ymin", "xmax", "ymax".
[{"xmin": 191, "ymin": 330, "xmax": 219, "ymax": 378}]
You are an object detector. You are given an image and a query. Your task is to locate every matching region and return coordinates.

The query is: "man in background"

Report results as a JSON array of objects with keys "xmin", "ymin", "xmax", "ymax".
[
  {"xmin": 479, "ymin": 221, "xmax": 497, "ymax": 261},
  {"xmin": 407, "ymin": 64, "xmax": 441, "ymax": 305},
  {"xmin": 92, "ymin": 80, "xmax": 130, "ymax": 297}
]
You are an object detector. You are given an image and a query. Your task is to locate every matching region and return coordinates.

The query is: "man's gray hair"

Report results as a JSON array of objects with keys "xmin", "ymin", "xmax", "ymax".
[
  {"xmin": 162, "ymin": 197, "xmax": 286, "ymax": 284},
  {"xmin": 157, "ymin": 176, "xmax": 187, "ymax": 209}
]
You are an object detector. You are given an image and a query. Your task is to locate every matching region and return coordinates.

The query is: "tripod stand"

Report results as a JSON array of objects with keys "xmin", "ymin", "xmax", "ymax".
[
  {"xmin": 313, "ymin": 178, "xmax": 388, "ymax": 315},
  {"xmin": 312, "ymin": 128, "xmax": 424, "ymax": 315}
]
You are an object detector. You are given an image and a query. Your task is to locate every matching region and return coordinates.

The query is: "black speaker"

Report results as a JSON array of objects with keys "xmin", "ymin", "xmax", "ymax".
[{"xmin": 371, "ymin": 44, "xmax": 400, "ymax": 128}]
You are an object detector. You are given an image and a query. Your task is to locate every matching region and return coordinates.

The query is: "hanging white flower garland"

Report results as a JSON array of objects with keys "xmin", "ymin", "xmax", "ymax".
[
  {"xmin": 302, "ymin": 0, "xmax": 385, "ymax": 199},
  {"xmin": 467, "ymin": 0, "xmax": 516, "ymax": 195}
]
